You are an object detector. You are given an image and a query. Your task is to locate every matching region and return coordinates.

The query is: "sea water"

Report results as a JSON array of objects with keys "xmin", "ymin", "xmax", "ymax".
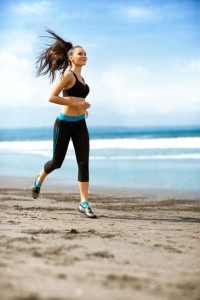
[{"xmin": 0, "ymin": 126, "xmax": 200, "ymax": 191}]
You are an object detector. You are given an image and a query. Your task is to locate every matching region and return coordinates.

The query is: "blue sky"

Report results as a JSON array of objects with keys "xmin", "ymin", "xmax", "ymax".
[{"xmin": 0, "ymin": 0, "xmax": 200, "ymax": 128}]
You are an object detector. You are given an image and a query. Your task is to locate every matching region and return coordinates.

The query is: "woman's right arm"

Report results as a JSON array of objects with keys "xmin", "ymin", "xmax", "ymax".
[{"xmin": 48, "ymin": 71, "xmax": 91, "ymax": 110}]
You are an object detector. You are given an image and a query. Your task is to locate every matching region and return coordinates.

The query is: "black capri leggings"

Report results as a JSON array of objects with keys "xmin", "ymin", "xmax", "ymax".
[{"xmin": 44, "ymin": 117, "xmax": 89, "ymax": 182}]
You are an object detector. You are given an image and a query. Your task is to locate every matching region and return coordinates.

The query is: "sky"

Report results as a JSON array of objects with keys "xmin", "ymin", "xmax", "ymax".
[{"xmin": 0, "ymin": 0, "xmax": 200, "ymax": 128}]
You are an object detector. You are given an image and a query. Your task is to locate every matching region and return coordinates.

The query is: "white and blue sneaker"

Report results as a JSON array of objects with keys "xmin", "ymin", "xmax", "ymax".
[
  {"xmin": 31, "ymin": 175, "xmax": 42, "ymax": 199},
  {"xmin": 78, "ymin": 202, "xmax": 97, "ymax": 218}
]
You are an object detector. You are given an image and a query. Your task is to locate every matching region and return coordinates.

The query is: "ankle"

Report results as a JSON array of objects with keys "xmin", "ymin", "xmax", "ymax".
[
  {"xmin": 35, "ymin": 179, "xmax": 42, "ymax": 188},
  {"xmin": 80, "ymin": 201, "xmax": 90, "ymax": 208}
]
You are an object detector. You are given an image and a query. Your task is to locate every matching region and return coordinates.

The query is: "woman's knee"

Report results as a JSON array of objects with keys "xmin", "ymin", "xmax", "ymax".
[
  {"xmin": 53, "ymin": 160, "xmax": 63, "ymax": 169},
  {"xmin": 78, "ymin": 159, "xmax": 89, "ymax": 181},
  {"xmin": 78, "ymin": 159, "xmax": 89, "ymax": 170},
  {"xmin": 44, "ymin": 159, "xmax": 62, "ymax": 174}
]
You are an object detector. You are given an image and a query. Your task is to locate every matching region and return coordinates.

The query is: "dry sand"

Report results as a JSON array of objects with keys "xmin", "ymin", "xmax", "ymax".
[{"xmin": 0, "ymin": 177, "xmax": 200, "ymax": 300}]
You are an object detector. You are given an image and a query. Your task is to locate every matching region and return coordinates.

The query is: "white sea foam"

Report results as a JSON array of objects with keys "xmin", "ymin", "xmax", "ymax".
[
  {"xmin": 1, "ymin": 146, "xmax": 200, "ymax": 160},
  {"xmin": 54, "ymin": 154, "xmax": 200, "ymax": 160},
  {"xmin": 0, "ymin": 137, "xmax": 200, "ymax": 151},
  {"xmin": 90, "ymin": 137, "xmax": 200, "ymax": 149},
  {"xmin": 33, "ymin": 153, "xmax": 200, "ymax": 160},
  {"xmin": 91, "ymin": 154, "xmax": 200, "ymax": 160}
]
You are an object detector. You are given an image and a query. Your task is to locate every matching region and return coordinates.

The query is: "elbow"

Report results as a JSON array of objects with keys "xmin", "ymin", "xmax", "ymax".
[{"xmin": 49, "ymin": 94, "xmax": 58, "ymax": 103}]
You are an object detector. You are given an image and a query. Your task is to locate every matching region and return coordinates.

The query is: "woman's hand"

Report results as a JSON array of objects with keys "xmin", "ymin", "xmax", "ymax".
[
  {"xmin": 85, "ymin": 110, "xmax": 88, "ymax": 118},
  {"xmin": 75, "ymin": 100, "xmax": 91, "ymax": 110}
]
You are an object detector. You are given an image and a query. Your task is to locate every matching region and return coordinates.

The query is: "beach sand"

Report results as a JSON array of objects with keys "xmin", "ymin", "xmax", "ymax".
[{"xmin": 0, "ymin": 176, "xmax": 200, "ymax": 300}]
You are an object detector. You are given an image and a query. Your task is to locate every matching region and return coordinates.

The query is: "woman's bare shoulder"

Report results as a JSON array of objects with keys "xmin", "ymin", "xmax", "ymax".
[
  {"xmin": 60, "ymin": 70, "xmax": 75, "ymax": 90},
  {"xmin": 59, "ymin": 70, "xmax": 74, "ymax": 84},
  {"xmin": 62, "ymin": 69, "xmax": 74, "ymax": 79}
]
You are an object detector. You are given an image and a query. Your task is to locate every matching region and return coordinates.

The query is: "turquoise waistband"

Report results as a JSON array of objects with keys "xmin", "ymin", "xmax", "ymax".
[{"xmin": 58, "ymin": 113, "xmax": 85, "ymax": 122}]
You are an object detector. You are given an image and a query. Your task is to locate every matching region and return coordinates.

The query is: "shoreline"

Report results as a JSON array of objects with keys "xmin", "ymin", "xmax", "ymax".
[{"xmin": 1, "ymin": 175, "xmax": 200, "ymax": 200}]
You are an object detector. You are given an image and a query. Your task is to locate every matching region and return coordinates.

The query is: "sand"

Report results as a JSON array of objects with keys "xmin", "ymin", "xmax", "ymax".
[{"xmin": 0, "ymin": 177, "xmax": 200, "ymax": 300}]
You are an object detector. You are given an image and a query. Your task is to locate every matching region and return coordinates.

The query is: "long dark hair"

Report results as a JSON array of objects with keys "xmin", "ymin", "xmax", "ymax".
[{"xmin": 36, "ymin": 27, "xmax": 81, "ymax": 83}]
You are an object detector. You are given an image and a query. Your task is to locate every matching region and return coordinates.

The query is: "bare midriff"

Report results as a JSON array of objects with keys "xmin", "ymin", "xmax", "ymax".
[{"xmin": 61, "ymin": 96, "xmax": 86, "ymax": 116}]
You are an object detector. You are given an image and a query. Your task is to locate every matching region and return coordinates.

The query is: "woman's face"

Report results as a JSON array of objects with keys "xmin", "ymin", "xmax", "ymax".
[{"xmin": 70, "ymin": 47, "xmax": 87, "ymax": 66}]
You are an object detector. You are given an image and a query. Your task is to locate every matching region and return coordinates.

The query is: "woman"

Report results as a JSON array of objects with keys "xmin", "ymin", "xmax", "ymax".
[{"xmin": 31, "ymin": 28, "xmax": 97, "ymax": 219}]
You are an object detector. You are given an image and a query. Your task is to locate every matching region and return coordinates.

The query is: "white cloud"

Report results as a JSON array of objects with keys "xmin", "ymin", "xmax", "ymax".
[
  {"xmin": 117, "ymin": 2, "xmax": 195, "ymax": 23},
  {"xmin": 121, "ymin": 7, "xmax": 155, "ymax": 19},
  {"xmin": 182, "ymin": 60, "xmax": 200, "ymax": 74},
  {"xmin": 86, "ymin": 61, "xmax": 200, "ymax": 116},
  {"xmin": 11, "ymin": 1, "xmax": 51, "ymax": 15},
  {"xmin": 0, "ymin": 30, "xmax": 36, "ymax": 55},
  {"xmin": 0, "ymin": 28, "xmax": 54, "ymax": 111},
  {"xmin": 116, "ymin": 4, "xmax": 162, "ymax": 21},
  {"xmin": 0, "ymin": 51, "xmax": 51, "ymax": 108}
]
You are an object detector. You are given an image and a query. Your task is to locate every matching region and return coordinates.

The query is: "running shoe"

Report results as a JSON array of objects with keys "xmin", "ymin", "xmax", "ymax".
[
  {"xmin": 31, "ymin": 175, "xmax": 41, "ymax": 199},
  {"xmin": 78, "ymin": 203, "xmax": 97, "ymax": 218}
]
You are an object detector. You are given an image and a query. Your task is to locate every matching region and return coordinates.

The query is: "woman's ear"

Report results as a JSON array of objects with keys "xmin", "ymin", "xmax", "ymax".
[{"xmin": 68, "ymin": 55, "xmax": 73, "ymax": 63}]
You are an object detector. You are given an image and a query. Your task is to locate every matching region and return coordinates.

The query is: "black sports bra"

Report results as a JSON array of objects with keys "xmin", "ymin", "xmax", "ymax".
[{"xmin": 62, "ymin": 70, "xmax": 90, "ymax": 98}]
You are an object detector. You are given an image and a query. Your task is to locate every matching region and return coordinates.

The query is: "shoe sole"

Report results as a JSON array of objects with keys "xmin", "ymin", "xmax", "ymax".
[
  {"xmin": 77, "ymin": 207, "xmax": 97, "ymax": 218},
  {"xmin": 31, "ymin": 188, "xmax": 40, "ymax": 199}
]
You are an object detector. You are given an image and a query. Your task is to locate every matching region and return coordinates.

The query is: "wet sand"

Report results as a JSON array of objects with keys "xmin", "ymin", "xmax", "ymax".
[{"xmin": 0, "ymin": 177, "xmax": 200, "ymax": 300}]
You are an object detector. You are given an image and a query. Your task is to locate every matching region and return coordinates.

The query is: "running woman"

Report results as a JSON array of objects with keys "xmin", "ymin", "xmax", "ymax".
[{"xmin": 31, "ymin": 28, "xmax": 97, "ymax": 218}]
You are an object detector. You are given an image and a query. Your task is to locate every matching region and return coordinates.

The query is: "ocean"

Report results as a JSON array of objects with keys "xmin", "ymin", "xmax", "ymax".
[{"xmin": 0, "ymin": 126, "xmax": 200, "ymax": 191}]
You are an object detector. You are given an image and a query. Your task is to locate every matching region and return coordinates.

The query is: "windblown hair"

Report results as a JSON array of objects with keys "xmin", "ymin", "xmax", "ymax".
[{"xmin": 36, "ymin": 27, "xmax": 82, "ymax": 83}]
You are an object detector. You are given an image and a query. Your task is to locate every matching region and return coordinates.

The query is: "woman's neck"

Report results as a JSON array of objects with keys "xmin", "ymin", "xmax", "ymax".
[{"xmin": 71, "ymin": 65, "xmax": 82, "ymax": 75}]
